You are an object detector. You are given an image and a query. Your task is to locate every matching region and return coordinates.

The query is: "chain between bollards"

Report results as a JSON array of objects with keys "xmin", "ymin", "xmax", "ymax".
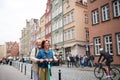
[{"xmin": 59, "ymin": 69, "xmax": 61, "ymax": 80}]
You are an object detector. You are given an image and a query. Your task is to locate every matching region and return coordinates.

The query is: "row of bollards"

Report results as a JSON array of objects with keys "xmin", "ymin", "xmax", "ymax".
[
  {"xmin": 20, "ymin": 63, "xmax": 33, "ymax": 79},
  {"xmin": 12, "ymin": 61, "xmax": 33, "ymax": 79},
  {"xmin": 12, "ymin": 61, "xmax": 62, "ymax": 80}
]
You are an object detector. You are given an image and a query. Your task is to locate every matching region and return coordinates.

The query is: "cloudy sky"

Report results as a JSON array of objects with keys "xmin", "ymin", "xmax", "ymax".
[{"xmin": 0, "ymin": 0, "xmax": 47, "ymax": 44}]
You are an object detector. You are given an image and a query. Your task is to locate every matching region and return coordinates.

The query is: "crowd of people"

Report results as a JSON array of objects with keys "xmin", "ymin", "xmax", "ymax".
[
  {"xmin": 66, "ymin": 54, "xmax": 95, "ymax": 68},
  {"xmin": 0, "ymin": 57, "xmax": 12, "ymax": 65}
]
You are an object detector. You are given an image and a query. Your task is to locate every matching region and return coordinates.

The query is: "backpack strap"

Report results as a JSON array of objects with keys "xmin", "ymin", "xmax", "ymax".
[{"xmin": 35, "ymin": 48, "xmax": 37, "ymax": 57}]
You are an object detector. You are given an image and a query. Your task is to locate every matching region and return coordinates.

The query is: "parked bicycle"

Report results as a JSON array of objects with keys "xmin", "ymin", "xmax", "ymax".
[{"xmin": 94, "ymin": 63, "xmax": 120, "ymax": 80}]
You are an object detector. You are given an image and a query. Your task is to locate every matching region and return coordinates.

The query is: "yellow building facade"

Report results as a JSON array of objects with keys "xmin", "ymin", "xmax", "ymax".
[{"xmin": 63, "ymin": 0, "xmax": 88, "ymax": 57}]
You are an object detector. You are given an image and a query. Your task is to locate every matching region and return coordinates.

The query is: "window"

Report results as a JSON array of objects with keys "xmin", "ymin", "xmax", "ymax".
[
  {"xmin": 71, "ymin": 28, "xmax": 74, "ymax": 39},
  {"xmin": 116, "ymin": 33, "xmax": 120, "ymax": 55},
  {"xmin": 68, "ymin": 30, "xmax": 70, "ymax": 40},
  {"xmin": 86, "ymin": 30, "xmax": 89, "ymax": 41},
  {"xmin": 56, "ymin": 8, "xmax": 59, "ymax": 16},
  {"xmin": 52, "ymin": 10, "xmax": 55, "ymax": 19},
  {"xmin": 49, "ymin": 25, "xmax": 51, "ymax": 33},
  {"xmin": 70, "ymin": 29, "xmax": 72, "ymax": 39},
  {"xmin": 85, "ymin": 14, "xmax": 88, "ymax": 24},
  {"xmin": 92, "ymin": 9, "xmax": 99, "ymax": 24},
  {"xmin": 58, "ymin": 20, "xmax": 60, "ymax": 28},
  {"xmin": 66, "ymin": 15, "xmax": 68, "ymax": 25},
  {"xmin": 59, "ymin": 6, "xmax": 62, "ymax": 14},
  {"xmin": 94, "ymin": 38, "xmax": 101, "ymax": 55},
  {"xmin": 102, "ymin": 4, "xmax": 110, "ymax": 21},
  {"xmin": 49, "ymin": 15, "xmax": 51, "ymax": 22},
  {"xmin": 60, "ymin": 32, "xmax": 63, "ymax": 42},
  {"xmin": 60, "ymin": 19, "xmax": 62, "ymax": 27},
  {"xmin": 52, "ymin": 23, "xmax": 56, "ymax": 31},
  {"xmin": 64, "ymin": 17, "xmax": 66, "ymax": 25},
  {"xmin": 45, "ymin": 28, "xmax": 48, "ymax": 35},
  {"xmin": 113, "ymin": 0, "xmax": 120, "ymax": 17},
  {"xmin": 64, "ymin": 32, "xmax": 66, "ymax": 41},
  {"xmin": 67, "ymin": 14, "xmax": 70, "ymax": 24},
  {"xmin": 64, "ymin": 28, "xmax": 74, "ymax": 41},
  {"xmin": 104, "ymin": 35, "xmax": 113, "ymax": 55},
  {"xmin": 64, "ymin": 11, "xmax": 74, "ymax": 26},
  {"xmin": 56, "ymin": 21, "xmax": 59, "ymax": 29},
  {"xmin": 71, "ymin": 12, "xmax": 74, "ymax": 22},
  {"xmin": 66, "ymin": 0, "xmax": 70, "ymax": 8}
]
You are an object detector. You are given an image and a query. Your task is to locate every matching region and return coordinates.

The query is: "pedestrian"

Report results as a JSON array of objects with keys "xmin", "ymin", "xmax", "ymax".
[
  {"xmin": 75, "ymin": 54, "xmax": 80, "ymax": 67},
  {"xmin": 36, "ymin": 40, "xmax": 57, "ymax": 80},
  {"xmin": 30, "ymin": 39, "xmax": 42, "ymax": 80},
  {"xmin": 81, "ymin": 55, "xmax": 86, "ymax": 67},
  {"xmin": 0, "ymin": 59, "xmax": 2, "ymax": 64},
  {"xmin": 70, "ymin": 55, "xmax": 75, "ymax": 67},
  {"xmin": 67, "ymin": 54, "xmax": 71, "ymax": 68},
  {"xmin": 89, "ymin": 54, "xmax": 95, "ymax": 67}
]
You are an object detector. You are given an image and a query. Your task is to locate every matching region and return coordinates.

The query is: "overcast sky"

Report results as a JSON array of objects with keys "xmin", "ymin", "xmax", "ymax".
[{"xmin": 0, "ymin": 0, "xmax": 47, "ymax": 45}]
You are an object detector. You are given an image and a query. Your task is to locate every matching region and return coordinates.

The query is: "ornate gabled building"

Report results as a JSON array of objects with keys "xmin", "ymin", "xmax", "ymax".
[{"xmin": 5, "ymin": 42, "xmax": 19, "ymax": 58}]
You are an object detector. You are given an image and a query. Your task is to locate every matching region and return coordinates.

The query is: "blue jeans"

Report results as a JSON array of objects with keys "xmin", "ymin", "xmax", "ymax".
[{"xmin": 33, "ymin": 71, "xmax": 39, "ymax": 80}]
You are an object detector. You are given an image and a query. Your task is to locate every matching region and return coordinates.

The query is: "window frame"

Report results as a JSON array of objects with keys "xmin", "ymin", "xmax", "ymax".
[
  {"xmin": 91, "ymin": 9, "xmax": 99, "ymax": 25},
  {"xmin": 116, "ymin": 33, "xmax": 120, "ymax": 55},
  {"xmin": 104, "ymin": 35, "xmax": 113, "ymax": 55},
  {"xmin": 85, "ymin": 14, "xmax": 88, "ymax": 24},
  {"xmin": 112, "ymin": 0, "xmax": 120, "ymax": 18},
  {"xmin": 94, "ymin": 37, "xmax": 101, "ymax": 56},
  {"xmin": 101, "ymin": 3, "xmax": 110, "ymax": 22}
]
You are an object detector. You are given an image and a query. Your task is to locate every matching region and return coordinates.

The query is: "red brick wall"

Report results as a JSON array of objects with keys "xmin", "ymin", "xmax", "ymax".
[{"xmin": 88, "ymin": 0, "xmax": 120, "ymax": 64}]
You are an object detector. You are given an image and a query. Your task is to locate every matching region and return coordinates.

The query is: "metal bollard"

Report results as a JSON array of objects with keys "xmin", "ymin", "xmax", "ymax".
[
  {"xmin": 31, "ymin": 67, "xmax": 33, "ymax": 79},
  {"xmin": 18, "ymin": 63, "xmax": 20, "ymax": 70},
  {"xmin": 24, "ymin": 65, "xmax": 26, "ymax": 75},
  {"xmin": 21, "ymin": 63, "xmax": 23, "ymax": 72},
  {"xmin": 58, "ymin": 69, "xmax": 61, "ymax": 80}
]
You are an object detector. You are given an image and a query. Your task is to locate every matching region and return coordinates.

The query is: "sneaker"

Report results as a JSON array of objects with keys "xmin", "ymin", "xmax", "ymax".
[{"xmin": 106, "ymin": 75, "xmax": 110, "ymax": 78}]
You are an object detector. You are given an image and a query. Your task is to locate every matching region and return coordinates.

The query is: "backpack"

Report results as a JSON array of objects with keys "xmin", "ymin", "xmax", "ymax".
[
  {"xmin": 106, "ymin": 52, "xmax": 113, "ymax": 62},
  {"xmin": 108, "ymin": 55, "xmax": 113, "ymax": 62}
]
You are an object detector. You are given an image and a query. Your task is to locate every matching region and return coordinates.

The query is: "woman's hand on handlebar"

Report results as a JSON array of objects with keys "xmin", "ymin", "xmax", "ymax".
[
  {"xmin": 39, "ymin": 58, "xmax": 53, "ymax": 63},
  {"xmin": 39, "ymin": 59, "xmax": 44, "ymax": 63},
  {"xmin": 48, "ymin": 58, "xmax": 53, "ymax": 62}
]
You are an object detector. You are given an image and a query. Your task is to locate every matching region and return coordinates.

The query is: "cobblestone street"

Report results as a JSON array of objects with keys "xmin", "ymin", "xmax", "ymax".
[
  {"xmin": 0, "ymin": 62, "xmax": 97, "ymax": 80},
  {"xmin": 0, "ymin": 62, "xmax": 120, "ymax": 80},
  {"xmin": 0, "ymin": 64, "xmax": 32, "ymax": 80},
  {"xmin": 51, "ymin": 66, "xmax": 96, "ymax": 80}
]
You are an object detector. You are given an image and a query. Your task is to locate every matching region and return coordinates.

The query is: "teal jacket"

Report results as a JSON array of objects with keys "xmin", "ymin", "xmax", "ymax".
[{"xmin": 36, "ymin": 49, "xmax": 54, "ymax": 68}]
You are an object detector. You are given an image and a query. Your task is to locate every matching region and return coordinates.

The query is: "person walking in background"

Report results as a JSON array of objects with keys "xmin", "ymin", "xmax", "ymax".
[
  {"xmin": 70, "ymin": 55, "xmax": 75, "ymax": 67},
  {"xmin": 36, "ymin": 40, "xmax": 57, "ymax": 80},
  {"xmin": 30, "ymin": 39, "xmax": 42, "ymax": 80},
  {"xmin": 67, "ymin": 54, "xmax": 71, "ymax": 68},
  {"xmin": 89, "ymin": 54, "xmax": 95, "ymax": 67}
]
